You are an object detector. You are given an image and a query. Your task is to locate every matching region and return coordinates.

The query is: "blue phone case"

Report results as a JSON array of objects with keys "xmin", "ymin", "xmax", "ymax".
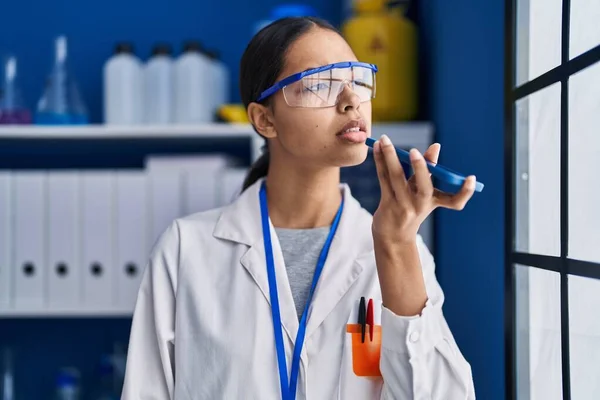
[{"xmin": 365, "ymin": 137, "xmax": 484, "ymax": 192}]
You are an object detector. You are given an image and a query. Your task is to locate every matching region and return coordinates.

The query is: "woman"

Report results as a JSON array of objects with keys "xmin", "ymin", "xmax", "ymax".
[{"xmin": 122, "ymin": 17, "xmax": 476, "ymax": 400}]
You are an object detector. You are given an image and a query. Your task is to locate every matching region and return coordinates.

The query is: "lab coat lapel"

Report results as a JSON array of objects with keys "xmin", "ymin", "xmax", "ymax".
[
  {"xmin": 304, "ymin": 185, "xmax": 371, "ymax": 340},
  {"xmin": 213, "ymin": 179, "xmax": 300, "ymax": 344}
]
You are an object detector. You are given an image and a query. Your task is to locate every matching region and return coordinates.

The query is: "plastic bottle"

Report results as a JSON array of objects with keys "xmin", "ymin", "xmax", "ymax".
[
  {"xmin": 342, "ymin": 0, "xmax": 418, "ymax": 121},
  {"xmin": 55, "ymin": 368, "xmax": 80, "ymax": 400},
  {"xmin": 174, "ymin": 41, "xmax": 212, "ymax": 124},
  {"xmin": 143, "ymin": 43, "xmax": 173, "ymax": 124},
  {"xmin": 0, "ymin": 56, "xmax": 31, "ymax": 124},
  {"xmin": 1, "ymin": 348, "xmax": 14, "ymax": 400},
  {"xmin": 35, "ymin": 36, "xmax": 88, "ymax": 125},
  {"xmin": 205, "ymin": 50, "xmax": 229, "ymax": 122},
  {"xmin": 109, "ymin": 342, "xmax": 126, "ymax": 392},
  {"xmin": 90, "ymin": 355, "xmax": 119, "ymax": 400},
  {"xmin": 103, "ymin": 42, "xmax": 143, "ymax": 125}
]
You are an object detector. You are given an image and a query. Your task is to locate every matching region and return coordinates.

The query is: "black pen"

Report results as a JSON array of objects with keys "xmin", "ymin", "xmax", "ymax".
[{"xmin": 358, "ymin": 296, "xmax": 366, "ymax": 343}]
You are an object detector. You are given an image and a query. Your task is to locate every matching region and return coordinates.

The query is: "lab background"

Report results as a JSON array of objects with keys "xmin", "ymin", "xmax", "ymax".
[{"xmin": 1, "ymin": 0, "xmax": 598, "ymax": 398}]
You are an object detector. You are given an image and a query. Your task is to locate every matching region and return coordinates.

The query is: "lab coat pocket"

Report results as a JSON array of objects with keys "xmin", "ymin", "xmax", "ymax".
[
  {"xmin": 338, "ymin": 300, "xmax": 383, "ymax": 399},
  {"xmin": 347, "ymin": 323, "xmax": 382, "ymax": 377}
]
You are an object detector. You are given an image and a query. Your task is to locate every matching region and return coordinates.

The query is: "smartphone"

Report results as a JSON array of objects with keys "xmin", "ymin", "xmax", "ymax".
[{"xmin": 365, "ymin": 137, "xmax": 484, "ymax": 193}]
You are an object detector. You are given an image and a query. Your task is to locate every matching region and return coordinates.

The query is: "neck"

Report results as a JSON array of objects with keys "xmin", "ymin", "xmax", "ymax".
[{"xmin": 265, "ymin": 161, "xmax": 342, "ymax": 229}]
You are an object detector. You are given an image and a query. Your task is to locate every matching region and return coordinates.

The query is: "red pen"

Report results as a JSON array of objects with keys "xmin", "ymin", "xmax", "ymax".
[{"xmin": 366, "ymin": 298, "xmax": 374, "ymax": 341}]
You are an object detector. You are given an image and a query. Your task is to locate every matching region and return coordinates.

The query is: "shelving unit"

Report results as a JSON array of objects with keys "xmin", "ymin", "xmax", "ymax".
[{"xmin": 0, "ymin": 122, "xmax": 435, "ymax": 318}]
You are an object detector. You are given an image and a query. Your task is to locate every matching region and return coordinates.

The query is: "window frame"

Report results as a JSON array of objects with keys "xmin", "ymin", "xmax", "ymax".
[{"xmin": 505, "ymin": 0, "xmax": 600, "ymax": 399}]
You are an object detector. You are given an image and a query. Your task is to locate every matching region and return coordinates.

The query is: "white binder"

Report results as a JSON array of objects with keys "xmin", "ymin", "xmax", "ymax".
[
  {"xmin": 0, "ymin": 173, "xmax": 12, "ymax": 311},
  {"xmin": 116, "ymin": 171, "xmax": 148, "ymax": 312},
  {"xmin": 47, "ymin": 172, "xmax": 80, "ymax": 310},
  {"xmin": 184, "ymin": 155, "xmax": 230, "ymax": 213},
  {"xmin": 81, "ymin": 172, "xmax": 115, "ymax": 311},
  {"xmin": 145, "ymin": 154, "xmax": 230, "ymax": 215},
  {"xmin": 219, "ymin": 167, "xmax": 248, "ymax": 205},
  {"xmin": 13, "ymin": 172, "xmax": 46, "ymax": 311},
  {"xmin": 148, "ymin": 170, "xmax": 183, "ymax": 249}
]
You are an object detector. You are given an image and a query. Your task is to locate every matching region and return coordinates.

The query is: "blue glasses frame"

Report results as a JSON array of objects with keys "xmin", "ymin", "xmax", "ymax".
[{"xmin": 255, "ymin": 61, "xmax": 378, "ymax": 103}]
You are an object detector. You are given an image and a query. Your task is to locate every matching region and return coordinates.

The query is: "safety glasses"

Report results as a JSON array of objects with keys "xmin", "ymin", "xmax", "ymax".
[{"xmin": 256, "ymin": 61, "xmax": 378, "ymax": 108}]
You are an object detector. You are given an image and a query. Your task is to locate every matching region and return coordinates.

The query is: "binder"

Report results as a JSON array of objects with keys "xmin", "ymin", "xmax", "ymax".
[
  {"xmin": 0, "ymin": 173, "xmax": 12, "ymax": 311},
  {"xmin": 219, "ymin": 167, "xmax": 248, "ymax": 205},
  {"xmin": 116, "ymin": 171, "xmax": 148, "ymax": 312},
  {"xmin": 148, "ymin": 169, "xmax": 183, "ymax": 249},
  {"xmin": 81, "ymin": 172, "xmax": 115, "ymax": 311},
  {"xmin": 145, "ymin": 154, "xmax": 230, "ymax": 215},
  {"xmin": 47, "ymin": 172, "xmax": 80, "ymax": 310},
  {"xmin": 13, "ymin": 172, "xmax": 46, "ymax": 311},
  {"xmin": 184, "ymin": 155, "xmax": 230, "ymax": 213}
]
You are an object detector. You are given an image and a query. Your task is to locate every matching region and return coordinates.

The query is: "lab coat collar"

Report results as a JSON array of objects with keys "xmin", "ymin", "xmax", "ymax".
[{"xmin": 213, "ymin": 178, "xmax": 373, "ymax": 347}]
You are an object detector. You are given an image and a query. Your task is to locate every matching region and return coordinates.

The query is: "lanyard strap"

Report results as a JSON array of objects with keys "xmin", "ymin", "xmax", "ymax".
[{"xmin": 259, "ymin": 182, "xmax": 344, "ymax": 400}]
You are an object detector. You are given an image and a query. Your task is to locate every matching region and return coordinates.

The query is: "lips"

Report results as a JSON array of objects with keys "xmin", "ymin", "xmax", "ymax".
[
  {"xmin": 337, "ymin": 119, "xmax": 367, "ymax": 135},
  {"xmin": 336, "ymin": 119, "xmax": 368, "ymax": 143}
]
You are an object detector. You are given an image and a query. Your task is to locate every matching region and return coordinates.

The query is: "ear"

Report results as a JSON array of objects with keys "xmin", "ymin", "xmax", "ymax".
[{"xmin": 247, "ymin": 102, "xmax": 277, "ymax": 139}]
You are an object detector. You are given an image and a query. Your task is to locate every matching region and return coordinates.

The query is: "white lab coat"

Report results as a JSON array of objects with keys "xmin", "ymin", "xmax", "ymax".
[{"xmin": 121, "ymin": 178, "xmax": 475, "ymax": 400}]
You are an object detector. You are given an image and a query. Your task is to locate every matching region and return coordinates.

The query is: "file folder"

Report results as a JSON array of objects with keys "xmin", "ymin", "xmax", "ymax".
[
  {"xmin": 81, "ymin": 172, "xmax": 115, "ymax": 311},
  {"xmin": 145, "ymin": 154, "xmax": 230, "ymax": 215},
  {"xmin": 148, "ymin": 169, "xmax": 183, "ymax": 249},
  {"xmin": 13, "ymin": 172, "xmax": 46, "ymax": 311},
  {"xmin": 219, "ymin": 167, "xmax": 248, "ymax": 205},
  {"xmin": 116, "ymin": 171, "xmax": 148, "ymax": 312},
  {"xmin": 47, "ymin": 172, "xmax": 80, "ymax": 310},
  {"xmin": 0, "ymin": 173, "xmax": 12, "ymax": 311}
]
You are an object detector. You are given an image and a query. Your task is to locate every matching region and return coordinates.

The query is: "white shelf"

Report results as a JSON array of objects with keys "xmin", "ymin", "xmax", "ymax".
[
  {"xmin": 0, "ymin": 123, "xmax": 256, "ymax": 138},
  {"xmin": 0, "ymin": 308, "xmax": 133, "ymax": 318},
  {"xmin": 371, "ymin": 122, "xmax": 434, "ymax": 146},
  {"xmin": 0, "ymin": 122, "xmax": 433, "ymax": 141}
]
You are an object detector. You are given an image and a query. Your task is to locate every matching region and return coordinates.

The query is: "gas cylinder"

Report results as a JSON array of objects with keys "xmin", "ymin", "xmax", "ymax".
[{"xmin": 342, "ymin": 0, "xmax": 418, "ymax": 121}]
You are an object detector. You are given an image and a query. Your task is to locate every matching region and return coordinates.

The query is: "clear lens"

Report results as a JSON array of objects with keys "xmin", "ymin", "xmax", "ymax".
[{"xmin": 282, "ymin": 66, "xmax": 375, "ymax": 108}]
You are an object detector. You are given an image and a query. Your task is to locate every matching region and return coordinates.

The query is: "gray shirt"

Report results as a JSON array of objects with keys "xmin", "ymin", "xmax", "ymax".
[{"xmin": 274, "ymin": 226, "xmax": 331, "ymax": 321}]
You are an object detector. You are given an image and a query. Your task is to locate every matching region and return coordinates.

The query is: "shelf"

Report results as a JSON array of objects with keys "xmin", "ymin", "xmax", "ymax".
[
  {"xmin": 0, "ymin": 122, "xmax": 434, "ymax": 170},
  {"xmin": 0, "ymin": 308, "xmax": 134, "ymax": 318},
  {"xmin": 0, "ymin": 121, "xmax": 433, "ymax": 140},
  {"xmin": 370, "ymin": 122, "xmax": 434, "ymax": 146},
  {"xmin": 0, "ymin": 123, "xmax": 256, "ymax": 138}
]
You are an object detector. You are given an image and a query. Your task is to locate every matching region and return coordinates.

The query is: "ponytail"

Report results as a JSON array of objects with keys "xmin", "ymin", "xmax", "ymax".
[{"xmin": 242, "ymin": 147, "xmax": 270, "ymax": 191}]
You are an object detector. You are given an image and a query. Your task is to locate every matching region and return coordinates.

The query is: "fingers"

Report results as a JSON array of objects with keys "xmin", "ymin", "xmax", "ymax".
[
  {"xmin": 379, "ymin": 135, "xmax": 408, "ymax": 199},
  {"xmin": 409, "ymin": 148, "xmax": 434, "ymax": 201},
  {"xmin": 373, "ymin": 140, "xmax": 394, "ymax": 202},
  {"xmin": 433, "ymin": 176, "xmax": 477, "ymax": 210},
  {"xmin": 423, "ymin": 143, "xmax": 441, "ymax": 166}
]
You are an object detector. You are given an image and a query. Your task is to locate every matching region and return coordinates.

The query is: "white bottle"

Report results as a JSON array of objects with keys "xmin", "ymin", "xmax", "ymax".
[
  {"xmin": 206, "ymin": 51, "xmax": 230, "ymax": 121},
  {"xmin": 174, "ymin": 41, "xmax": 212, "ymax": 124},
  {"xmin": 144, "ymin": 44, "xmax": 174, "ymax": 124},
  {"xmin": 103, "ymin": 43, "xmax": 143, "ymax": 125}
]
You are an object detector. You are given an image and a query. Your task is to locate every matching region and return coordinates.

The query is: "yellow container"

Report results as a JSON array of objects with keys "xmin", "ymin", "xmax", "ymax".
[{"xmin": 342, "ymin": 0, "xmax": 418, "ymax": 121}]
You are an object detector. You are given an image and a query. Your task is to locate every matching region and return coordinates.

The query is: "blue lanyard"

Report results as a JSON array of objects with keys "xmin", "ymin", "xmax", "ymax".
[{"xmin": 259, "ymin": 182, "xmax": 344, "ymax": 400}]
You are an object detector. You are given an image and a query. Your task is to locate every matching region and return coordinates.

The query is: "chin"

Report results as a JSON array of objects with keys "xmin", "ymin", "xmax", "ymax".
[{"xmin": 334, "ymin": 146, "xmax": 370, "ymax": 168}]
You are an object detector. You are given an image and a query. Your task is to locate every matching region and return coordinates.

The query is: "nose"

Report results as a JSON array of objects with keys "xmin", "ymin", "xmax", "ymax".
[{"xmin": 336, "ymin": 82, "xmax": 361, "ymax": 113}]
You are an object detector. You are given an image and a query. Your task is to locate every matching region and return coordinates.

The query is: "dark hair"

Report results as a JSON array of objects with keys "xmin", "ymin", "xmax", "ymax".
[{"xmin": 240, "ymin": 16, "xmax": 339, "ymax": 191}]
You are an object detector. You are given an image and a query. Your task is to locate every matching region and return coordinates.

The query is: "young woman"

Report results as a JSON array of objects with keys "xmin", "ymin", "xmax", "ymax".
[{"xmin": 122, "ymin": 17, "xmax": 477, "ymax": 400}]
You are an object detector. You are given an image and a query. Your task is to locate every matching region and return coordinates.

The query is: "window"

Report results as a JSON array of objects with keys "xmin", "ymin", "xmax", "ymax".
[{"xmin": 506, "ymin": 0, "xmax": 600, "ymax": 399}]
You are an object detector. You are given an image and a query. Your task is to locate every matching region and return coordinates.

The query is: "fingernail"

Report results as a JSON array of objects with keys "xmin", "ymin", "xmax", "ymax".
[
  {"xmin": 467, "ymin": 176, "xmax": 476, "ymax": 188},
  {"xmin": 380, "ymin": 135, "xmax": 391, "ymax": 147},
  {"xmin": 409, "ymin": 148, "xmax": 422, "ymax": 161}
]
